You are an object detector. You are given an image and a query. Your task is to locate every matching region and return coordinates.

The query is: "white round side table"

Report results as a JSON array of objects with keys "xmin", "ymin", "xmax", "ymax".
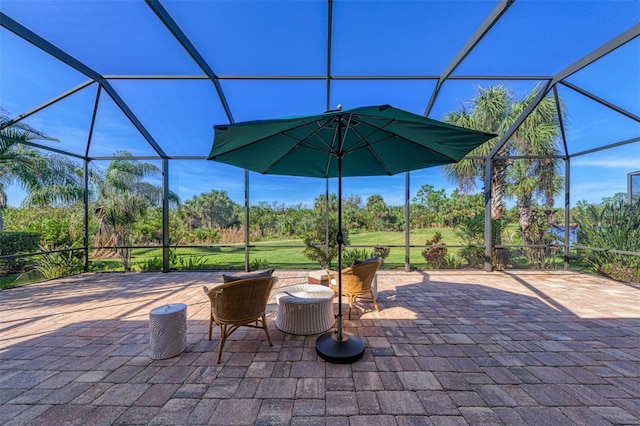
[
  {"xmin": 275, "ymin": 284, "xmax": 335, "ymax": 335},
  {"xmin": 149, "ymin": 303, "xmax": 187, "ymax": 359}
]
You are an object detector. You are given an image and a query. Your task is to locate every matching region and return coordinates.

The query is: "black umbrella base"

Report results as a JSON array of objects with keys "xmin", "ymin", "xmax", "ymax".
[{"xmin": 316, "ymin": 332, "xmax": 365, "ymax": 364}]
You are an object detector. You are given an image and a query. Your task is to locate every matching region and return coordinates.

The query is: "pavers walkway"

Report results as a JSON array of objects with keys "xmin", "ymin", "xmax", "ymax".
[{"xmin": 1, "ymin": 270, "xmax": 639, "ymax": 425}]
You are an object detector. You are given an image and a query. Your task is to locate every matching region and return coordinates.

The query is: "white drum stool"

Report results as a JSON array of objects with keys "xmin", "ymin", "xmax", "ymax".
[
  {"xmin": 275, "ymin": 284, "xmax": 335, "ymax": 335},
  {"xmin": 149, "ymin": 303, "xmax": 187, "ymax": 359}
]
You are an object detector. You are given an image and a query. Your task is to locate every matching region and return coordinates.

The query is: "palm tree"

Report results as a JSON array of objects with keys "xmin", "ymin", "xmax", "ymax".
[
  {"xmin": 443, "ymin": 85, "xmax": 512, "ymax": 220},
  {"xmin": 0, "ymin": 109, "xmax": 83, "ymax": 232},
  {"xmin": 93, "ymin": 151, "xmax": 179, "ymax": 271},
  {"xmin": 443, "ymin": 85, "xmax": 563, "ymax": 226},
  {"xmin": 505, "ymin": 90, "xmax": 563, "ymax": 243}
]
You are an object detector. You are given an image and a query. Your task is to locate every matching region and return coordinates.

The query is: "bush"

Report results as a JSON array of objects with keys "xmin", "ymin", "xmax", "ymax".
[
  {"xmin": 167, "ymin": 247, "xmax": 208, "ymax": 270},
  {"xmin": 422, "ymin": 232, "xmax": 448, "ymax": 269},
  {"xmin": 0, "ymin": 232, "xmax": 40, "ymax": 254},
  {"xmin": 175, "ymin": 254, "xmax": 208, "ymax": 270},
  {"xmin": 302, "ymin": 214, "xmax": 348, "ymax": 269},
  {"xmin": 0, "ymin": 232, "xmax": 41, "ymax": 274},
  {"xmin": 455, "ymin": 215, "xmax": 485, "ymax": 268},
  {"xmin": 218, "ymin": 226, "xmax": 245, "ymax": 244},
  {"xmin": 23, "ymin": 247, "xmax": 84, "ymax": 280},
  {"xmin": 517, "ymin": 206, "xmax": 561, "ymax": 270},
  {"xmin": 442, "ymin": 254, "xmax": 462, "ymax": 269},
  {"xmin": 574, "ymin": 200, "xmax": 640, "ymax": 283},
  {"xmin": 455, "ymin": 215, "xmax": 510, "ymax": 270},
  {"xmin": 372, "ymin": 246, "xmax": 391, "ymax": 265},
  {"xmin": 342, "ymin": 248, "xmax": 374, "ymax": 266},
  {"xmin": 250, "ymin": 258, "xmax": 270, "ymax": 270},
  {"xmin": 458, "ymin": 245, "xmax": 484, "ymax": 268},
  {"xmin": 137, "ymin": 256, "xmax": 163, "ymax": 272},
  {"xmin": 5, "ymin": 207, "xmax": 85, "ymax": 252},
  {"xmin": 191, "ymin": 227, "xmax": 220, "ymax": 243}
]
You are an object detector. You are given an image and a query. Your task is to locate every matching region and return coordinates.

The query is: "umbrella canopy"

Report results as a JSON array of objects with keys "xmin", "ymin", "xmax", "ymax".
[
  {"xmin": 209, "ymin": 105, "xmax": 495, "ymax": 178},
  {"xmin": 209, "ymin": 104, "xmax": 496, "ymax": 363}
]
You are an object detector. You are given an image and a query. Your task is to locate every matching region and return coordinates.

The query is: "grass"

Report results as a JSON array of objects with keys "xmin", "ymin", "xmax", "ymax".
[
  {"xmin": 77, "ymin": 229, "xmax": 462, "ymax": 273},
  {"xmin": 0, "ymin": 274, "xmax": 23, "ymax": 290},
  {"xmin": 346, "ymin": 228, "xmax": 467, "ymax": 268},
  {"xmin": 0, "ymin": 229, "xmax": 597, "ymax": 289},
  {"xmin": 114, "ymin": 228, "xmax": 467, "ymax": 271}
]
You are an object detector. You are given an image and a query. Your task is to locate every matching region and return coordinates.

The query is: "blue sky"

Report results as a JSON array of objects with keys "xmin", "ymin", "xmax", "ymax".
[{"xmin": 1, "ymin": 0, "xmax": 639, "ymax": 209}]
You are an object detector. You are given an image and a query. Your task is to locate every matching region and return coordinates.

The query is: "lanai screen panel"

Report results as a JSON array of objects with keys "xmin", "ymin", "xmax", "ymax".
[{"xmin": 1, "ymin": 0, "xmax": 638, "ymax": 209}]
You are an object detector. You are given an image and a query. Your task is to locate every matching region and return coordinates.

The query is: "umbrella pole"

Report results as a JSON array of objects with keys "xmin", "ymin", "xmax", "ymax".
[
  {"xmin": 336, "ymin": 155, "xmax": 344, "ymax": 340},
  {"xmin": 316, "ymin": 152, "xmax": 365, "ymax": 363}
]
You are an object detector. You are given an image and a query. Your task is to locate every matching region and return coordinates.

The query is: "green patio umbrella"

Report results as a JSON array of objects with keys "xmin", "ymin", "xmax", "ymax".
[{"xmin": 209, "ymin": 104, "xmax": 496, "ymax": 363}]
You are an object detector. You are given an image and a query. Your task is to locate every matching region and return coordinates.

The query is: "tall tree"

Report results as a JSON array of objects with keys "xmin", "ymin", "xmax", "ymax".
[
  {"xmin": 93, "ymin": 151, "xmax": 178, "ymax": 271},
  {"xmin": 365, "ymin": 194, "xmax": 388, "ymax": 231},
  {"xmin": 313, "ymin": 192, "xmax": 338, "ymax": 213},
  {"xmin": 505, "ymin": 89, "xmax": 563, "ymax": 243},
  {"xmin": 412, "ymin": 184, "xmax": 447, "ymax": 227},
  {"xmin": 443, "ymin": 85, "xmax": 564, "ymax": 232},
  {"xmin": 443, "ymin": 85, "xmax": 511, "ymax": 220},
  {"xmin": 180, "ymin": 190, "xmax": 240, "ymax": 230},
  {"xmin": 0, "ymin": 109, "xmax": 83, "ymax": 232},
  {"xmin": 343, "ymin": 194, "xmax": 366, "ymax": 232}
]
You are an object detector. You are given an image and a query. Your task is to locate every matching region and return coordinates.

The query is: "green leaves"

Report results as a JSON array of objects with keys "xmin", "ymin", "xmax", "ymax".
[
  {"xmin": 93, "ymin": 152, "xmax": 173, "ymax": 272},
  {"xmin": 574, "ymin": 200, "xmax": 640, "ymax": 282},
  {"xmin": 443, "ymin": 84, "xmax": 563, "ymax": 223}
]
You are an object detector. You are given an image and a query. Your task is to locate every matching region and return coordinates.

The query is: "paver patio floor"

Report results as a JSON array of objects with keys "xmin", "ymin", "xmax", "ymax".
[{"xmin": 1, "ymin": 270, "xmax": 639, "ymax": 425}]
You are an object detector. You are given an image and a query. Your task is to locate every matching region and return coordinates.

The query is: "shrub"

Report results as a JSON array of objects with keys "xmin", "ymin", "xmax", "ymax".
[
  {"xmin": 0, "ymin": 232, "xmax": 40, "ymax": 254},
  {"xmin": 250, "ymin": 258, "xmax": 270, "ymax": 270},
  {"xmin": 218, "ymin": 226, "xmax": 245, "ymax": 244},
  {"xmin": 422, "ymin": 232, "xmax": 448, "ymax": 269},
  {"xmin": 574, "ymin": 200, "xmax": 640, "ymax": 283},
  {"xmin": 137, "ymin": 256, "xmax": 163, "ymax": 272},
  {"xmin": 455, "ymin": 215, "xmax": 485, "ymax": 268},
  {"xmin": 0, "ymin": 232, "xmax": 41, "ymax": 274},
  {"xmin": 302, "ymin": 213, "xmax": 348, "ymax": 269},
  {"xmin": 455, "ymin": 215, "xmax": 510, "ymax": 270},
  {"xmin": 191, "ymin": 227, "xmax": 220, "ymax": 243},
  {"xmin": 342, "ymin": 248, "xmax": 374, "ymax": 266},
  {"xmin": 442, "ymin": 254, "xmax": 462, "ymax": 269},
  {"xmin": 22, "ymin": 247, "xmax": 84, "ymax": 280},
  {"xmin": 372, "ymin": 246, "xmax": 391, "ymax": 265},
  {"xmin": 167, "ymin": 247, "xmax": 208, "ymax": 270},
  {"xmin": 176, "ymin": 255, "xmax": 208, "ymax": 270},
  {"xmin": 517, "ymin": 206, "xmax": 561, "ymax": 270}
]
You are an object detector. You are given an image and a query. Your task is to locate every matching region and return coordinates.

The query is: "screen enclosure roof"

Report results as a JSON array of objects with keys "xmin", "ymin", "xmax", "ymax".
[{"xmin": 1, "ymin": 0, "xmax": 638, "ymax": 163}]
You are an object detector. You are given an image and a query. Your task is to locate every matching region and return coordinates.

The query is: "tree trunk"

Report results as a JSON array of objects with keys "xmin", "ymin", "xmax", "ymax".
[
  {"xmin": 491, "ymin": 159, "xmax": 508, "ymax": 220},
  {"xmin": 490, "ymin": 158, "xmax": 509, "ymax": 269},
  {"xmin": 518, "ymin": 193, "xmax": 533, "ymax": 245}
]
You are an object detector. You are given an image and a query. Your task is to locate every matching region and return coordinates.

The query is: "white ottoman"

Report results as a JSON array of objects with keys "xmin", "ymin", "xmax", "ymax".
[
  {"xmin": 275, "ymin": 284, "xmax": 335, "ymax": 335},
  {"xmin": 149, "ymin": 303, "xmax": 187, "ymax": 359}
]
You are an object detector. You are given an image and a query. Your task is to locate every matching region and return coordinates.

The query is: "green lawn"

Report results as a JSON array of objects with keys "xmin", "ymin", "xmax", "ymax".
[
  {"xmin": 1, "ymin": 228, "xmax": 593, "ymax": 289},
  {"xmin": 120, "ymin": 228, "xmax": 465, "ymax": 271}
]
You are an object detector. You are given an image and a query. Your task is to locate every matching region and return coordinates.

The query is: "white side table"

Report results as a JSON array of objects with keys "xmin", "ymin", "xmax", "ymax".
[
  {"xmin": 275, "ymin": 284, "xmax": 335, "ymax": 335},
  {"xmin": 149, "ymin": 303, "xmax": 187, "ymax": 359}
]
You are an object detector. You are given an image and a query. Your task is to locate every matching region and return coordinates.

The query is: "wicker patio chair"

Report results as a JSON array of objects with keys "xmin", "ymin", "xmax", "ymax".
[
  {"xmin": 326, "ymin": 259, "xmax": 380, "ymax": 319},
  {"xmin": 203, "ymin": 276, "xmax": 278, "ymax": 363}
]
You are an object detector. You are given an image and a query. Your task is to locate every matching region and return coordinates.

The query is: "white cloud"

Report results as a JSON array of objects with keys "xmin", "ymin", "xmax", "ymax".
[{"xmin": 572, "ymin": 157, "xmax": 640, "ymax": 169}]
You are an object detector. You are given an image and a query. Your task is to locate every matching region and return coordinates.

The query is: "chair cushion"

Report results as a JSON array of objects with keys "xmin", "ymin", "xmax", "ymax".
[
  {"xmin": 222, "ymin": 268, "xmax": 274, "ymax": 282},
  {"xmin": 352, "ymin": 256, "xmax": 379, "ymax": 266}
]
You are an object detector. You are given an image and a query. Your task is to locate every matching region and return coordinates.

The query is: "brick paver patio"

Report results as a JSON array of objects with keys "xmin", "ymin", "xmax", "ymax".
[{"xmin": 1, "ymin": 270, "xmax": 639, "ymax": 425}]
